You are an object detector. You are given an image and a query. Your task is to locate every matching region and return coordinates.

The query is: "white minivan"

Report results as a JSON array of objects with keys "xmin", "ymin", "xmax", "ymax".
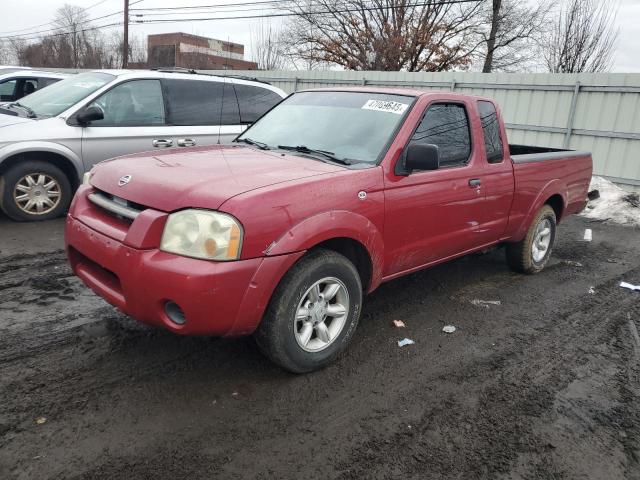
[{"xmin": 0, "ymin": 70, "xmax": 286, "ymax": 221}]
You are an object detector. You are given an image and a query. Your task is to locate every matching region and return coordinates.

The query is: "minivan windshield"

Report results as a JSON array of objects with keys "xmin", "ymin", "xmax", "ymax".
[
  {"xmin": 16, "ymin": 72, "xmax": 114, "ymax": 118},
  {"xmin": 237, "ymin": 91, "xmax": 414, "ymax": 165}
]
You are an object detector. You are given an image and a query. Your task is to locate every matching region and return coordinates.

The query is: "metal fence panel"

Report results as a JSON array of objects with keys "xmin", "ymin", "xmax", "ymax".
[{"xmin": 203, "ymin": 70, "xmax": 640, "ymax": 185}]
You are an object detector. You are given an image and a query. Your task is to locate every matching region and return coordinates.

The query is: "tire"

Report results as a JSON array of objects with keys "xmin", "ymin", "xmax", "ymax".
[
  {"xmin": 0, "ymin": 160, "xmax": 72, "ymax": 221},
  {"xmin": 255, "ymin": 249, "xmax": 363, "ymax": 373},
  {"xmin": 506, "ymin": 205, "xmax": 557, "ymax": 274}
]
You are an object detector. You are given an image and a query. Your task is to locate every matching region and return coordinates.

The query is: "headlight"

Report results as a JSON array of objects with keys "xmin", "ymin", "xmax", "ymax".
[
  {"xmin": 82, "ymin": 171, "xmax": 93, "ymax": 185},
  {"xmin": 160, "ymin": 209, "xmax": 243, "ymax": 261}
]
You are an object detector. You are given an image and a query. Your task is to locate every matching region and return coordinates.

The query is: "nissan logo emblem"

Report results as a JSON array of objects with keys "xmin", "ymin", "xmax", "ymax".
[{"xmin": 118, "ymin": 175, "xmax": 132, "ymax": 187}]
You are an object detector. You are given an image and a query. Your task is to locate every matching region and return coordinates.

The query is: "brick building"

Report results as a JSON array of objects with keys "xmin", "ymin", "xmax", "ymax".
[{"xmin": 145, "ymin": 32, "xmax": 258, "ymax": 70}]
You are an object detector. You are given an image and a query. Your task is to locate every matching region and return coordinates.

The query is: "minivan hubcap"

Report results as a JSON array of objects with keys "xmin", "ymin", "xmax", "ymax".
[
  {"xmin": 13, "ymin": 173, "xmax": 61, "ymax": 215},
  {"xmin": 294, "ymin": 277, "xmax": 349, "ymax": 352},
  {"xmin": 532, "ymin": 218, "xmax": 552, "ymax": 263}
]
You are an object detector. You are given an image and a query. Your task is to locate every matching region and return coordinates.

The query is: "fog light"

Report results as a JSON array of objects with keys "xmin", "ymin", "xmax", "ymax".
[{"xmin": 164, "ymin": 301, "xmax": 186, "ymax": 325}]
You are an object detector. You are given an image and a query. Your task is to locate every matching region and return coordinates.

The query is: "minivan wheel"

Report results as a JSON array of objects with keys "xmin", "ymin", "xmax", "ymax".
[
  {"xmin": 506, "ymin": 205, "xmax": 557, "ymax": 274},
  {"xmin": 255, "ymin": 249, "xmax": 363, "ymax": 373},
  {"xmin": 0, "ymin": 161, "xmax": 72, "ymax": 221}
]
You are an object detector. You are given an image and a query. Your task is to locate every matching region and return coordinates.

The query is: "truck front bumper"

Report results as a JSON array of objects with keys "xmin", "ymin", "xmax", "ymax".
[{"xmin": 65, "ymin": 214, "xmax": 303, "ymax": 336}]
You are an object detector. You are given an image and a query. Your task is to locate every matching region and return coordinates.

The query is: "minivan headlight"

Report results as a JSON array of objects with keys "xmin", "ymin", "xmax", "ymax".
[
  {"xmin": 82, "ymin": 171, "xmax": 93, "ymax": 185},
  {"xmin": 160, "ymin": 209, "xmax": 243, "ymax": 261}
]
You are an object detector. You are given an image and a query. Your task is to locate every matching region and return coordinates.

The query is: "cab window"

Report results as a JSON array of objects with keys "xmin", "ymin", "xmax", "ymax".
[{"xmin": 409, "ymin": 103, "xmax": 471, "ymax": 167}]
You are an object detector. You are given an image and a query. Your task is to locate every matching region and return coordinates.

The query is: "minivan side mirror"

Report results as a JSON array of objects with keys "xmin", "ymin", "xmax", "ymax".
[
  {"xmin": 76, "ymin": 106, "xmax": 104, "ymax": 125},
  {"xmin": 400, "ymin": 143, "xmax": 439, "ymax": 174}
]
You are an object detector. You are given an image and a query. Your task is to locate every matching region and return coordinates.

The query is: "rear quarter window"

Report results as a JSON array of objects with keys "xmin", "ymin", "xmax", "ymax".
[
  {"xmin": 478, "ymin": 100, "xmax": 504, "ymax": 164},
  {"xmin": 234, "ymin": 84, "xmax": 282, "ymax": 123}
]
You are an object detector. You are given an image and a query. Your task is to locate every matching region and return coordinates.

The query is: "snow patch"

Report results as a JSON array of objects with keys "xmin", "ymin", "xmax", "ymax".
[{"xmin": 580, "ymin": 177, "xmax": 640, "ymax": 226}]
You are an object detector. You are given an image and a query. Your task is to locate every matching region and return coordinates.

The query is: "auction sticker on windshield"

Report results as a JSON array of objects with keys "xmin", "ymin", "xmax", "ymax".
[{"xmin": 362, "ymin": 99, "xmax": 409, "ymax": 115}]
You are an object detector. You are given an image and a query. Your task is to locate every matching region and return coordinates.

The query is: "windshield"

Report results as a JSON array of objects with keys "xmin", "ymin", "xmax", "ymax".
[
  {"xmin": 17, "ymin": 72, "xmax": 114, "ymax": 118},
  {"xmin": 237, "ymin": 91, "xmax": 414, "ymax": 164}
]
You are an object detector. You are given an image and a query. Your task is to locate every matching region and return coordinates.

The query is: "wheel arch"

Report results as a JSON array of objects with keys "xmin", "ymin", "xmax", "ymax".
[
  {"xmin": 264, "ymin": 210, "xmax": 384, "ymax": 292},
  {"xmin": 512, "ymin": 180, "xmax": 568, "ymax": 241},
  {"xmin": 308, "ymin": 237, "xmax": 373, "ymax": 292},
  {"xmin": 0, "ymin": 145, "xmax": 83, "ymax": 192},
  {"xmin": 544, "ymin": 193, "xmax": 564, "ymax": 221}
]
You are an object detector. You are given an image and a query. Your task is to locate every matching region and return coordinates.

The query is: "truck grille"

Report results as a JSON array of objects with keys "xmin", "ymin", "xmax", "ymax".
[{"xmin": 88, "ymin": 190, "xmax": 146, "ymax": 221}]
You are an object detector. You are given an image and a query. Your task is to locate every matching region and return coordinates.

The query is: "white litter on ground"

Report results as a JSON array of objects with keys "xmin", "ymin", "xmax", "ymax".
[
  {"xmin": 398, "ymin": 338, "xmax": 415, "ymax": 347},
  {"xmin": 442, "ymin": 325, "xmax": 456, "ymax": 334},
  {"xmin": 620, "ymin": 282, "xmax": 640, "ymax": 292},
  {"xmin": 583, "ymin": 228, "xmax": 592, "ymax": 241},
  {"xmin": 563, "ymin": 260, "xmax": 584, "ymax": 267},
  {"xmin": 393, "ymin": 320, "xmax": 406, "ymax": 328},
  {"xmin": 471, "ymin": 299, "xmax": 501, "ymax": 307},
  {"xmin": 581, "ymin": 176, "xmax": 640, "ymax": 226},
  {"xmin": 589, "ymin": 286, "xmax": 596, "ymax": 294}
]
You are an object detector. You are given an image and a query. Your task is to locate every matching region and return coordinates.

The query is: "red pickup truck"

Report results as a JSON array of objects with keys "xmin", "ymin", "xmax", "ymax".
[{"xmin": 65, "ymin": 88, "xmax": 592, "ymax": 372}]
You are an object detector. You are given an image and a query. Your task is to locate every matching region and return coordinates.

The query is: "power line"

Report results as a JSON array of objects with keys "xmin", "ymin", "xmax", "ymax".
[
  {"xmin": 132, "ymin": 0, "xmax": 483, "ymax": 24},
  {"xmin": 0, "ymin": 0, "xmax": 112, "ymax": 35},
  {"xmin": 0, "ymin": 22, "xmax": 124, "ymax": 43},
  {"xmin": 0, "ymin": 0, "xmax": 145, "ymax": 40},
  {"xmin": 1, "ymin": 0, "xmax": 480, "ymax": 42},
  {"xmin": 130, "ymin": 0, "xmax": 293, "ymax": 11}
]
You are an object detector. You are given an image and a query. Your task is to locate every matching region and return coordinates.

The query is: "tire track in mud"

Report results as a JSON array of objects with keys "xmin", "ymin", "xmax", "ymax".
[{"xmin": 337, "ymin": 267, "xmax": 640, "ymax": 480}]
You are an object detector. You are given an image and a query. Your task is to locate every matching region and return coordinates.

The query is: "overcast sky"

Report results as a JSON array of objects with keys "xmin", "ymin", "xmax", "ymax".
[{"xmin": 2, "ymin": 0, "xmax": 640, "ymax": 72}]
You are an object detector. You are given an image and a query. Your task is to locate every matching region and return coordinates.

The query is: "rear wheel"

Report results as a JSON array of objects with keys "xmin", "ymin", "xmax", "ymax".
[
  {"xmin": 0, "ymin": 160, "xmax": 72, "ymax": 221},
  {"xmin": 255, "ymin": 249, "xmax": 362, "ymax": 373},
  {"xmin": 506, "ymin": 205, "xmax": 557, "ymax": 274}
]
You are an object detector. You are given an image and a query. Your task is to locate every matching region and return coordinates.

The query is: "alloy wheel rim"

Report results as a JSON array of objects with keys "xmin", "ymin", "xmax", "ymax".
[
  {"xmin": 294, "ymin": 277, "xmax": 350, "ymax": 353},
  {"xmin": 13, "ymin": 173, "xmax": 61, "ymax": 216},
  {"xmin": 532, "ymin": 218, "xmax": 552, "ymax": 263}
]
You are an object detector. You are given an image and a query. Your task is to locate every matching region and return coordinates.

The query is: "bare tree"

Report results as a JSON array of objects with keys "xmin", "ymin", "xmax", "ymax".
[
  {"xmin": 282, "ymin": 0, "xmax": 484, "ymax": 71},
  {"xmin": 105, "ymin": 31, "xmax": 147, "ymax": 68},
  {"xmin": 480, "ymin": 0, "xmax": 551, "ymax": 73},
  {"xmin": 54, "ymin": 4, "xmax": 91, "ymax": 69},
  {"xmin": 544, "ymin": 0, "xmax": 619, "ymax": 73},
  {"xmin": 250, "ymin": 21, "xmax": 288, "ymax": 70}
]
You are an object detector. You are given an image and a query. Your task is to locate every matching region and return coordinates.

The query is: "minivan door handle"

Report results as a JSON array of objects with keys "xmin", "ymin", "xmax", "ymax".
[
  {"xmin": 468, "ymin": 178, "xmax": 481, "ymax": 187},
  {"xmin": 152, "ymin": 139, "xmax": 173, "ymax": 148},
  {"xmin": 177, "ymin": 138, "xmax": 196, "ymax": 147}
]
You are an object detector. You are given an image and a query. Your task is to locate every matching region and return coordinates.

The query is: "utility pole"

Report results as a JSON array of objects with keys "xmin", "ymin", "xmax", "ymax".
[{"xmin": 123, "ymin": 0, "xmax": 129, "ymax": 68}]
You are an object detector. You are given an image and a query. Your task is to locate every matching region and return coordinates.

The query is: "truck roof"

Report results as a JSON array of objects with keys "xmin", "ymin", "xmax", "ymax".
[{"xmin": 301, "ymin": 86, "xmax": 493, "ymax": 102}]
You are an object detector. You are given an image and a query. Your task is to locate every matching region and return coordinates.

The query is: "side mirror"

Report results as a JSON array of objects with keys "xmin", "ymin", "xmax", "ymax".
[
  {"xmin": 402, "ymin": 143, "xmax": 439, "ymax": 174},
  {"xmin": 76, "ymin": 106, "xmax": 104, "ymax": 125}
]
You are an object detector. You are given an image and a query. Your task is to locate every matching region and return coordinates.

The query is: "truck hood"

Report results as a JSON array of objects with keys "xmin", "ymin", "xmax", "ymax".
[{"xmin": 90, "ymin": 145, "xmax": 344, "ymax": 211}]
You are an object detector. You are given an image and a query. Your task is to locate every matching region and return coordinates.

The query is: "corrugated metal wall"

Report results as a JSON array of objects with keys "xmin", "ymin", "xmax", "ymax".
[{"xmin": 206, "ymin": 70, "xmax": 640, "ymax": 186}]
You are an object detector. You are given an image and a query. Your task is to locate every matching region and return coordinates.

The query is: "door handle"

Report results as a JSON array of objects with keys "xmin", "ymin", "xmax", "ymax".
[
  {"xmin": 468, "ymin": 179, "xmax": 481, "ymax": 187},
  {"xmin": 152, "ymin": 139, "xmax": 173, "ymax": 148},
  {"xmin": 177, "ymin": 138, "xmax": 196, "ymax": 147}
]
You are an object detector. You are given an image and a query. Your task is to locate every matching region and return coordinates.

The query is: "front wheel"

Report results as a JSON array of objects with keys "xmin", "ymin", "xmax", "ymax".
[
  {"xmin": 506, "ymin": 204, "xmax": 557, "ymax": 274},
  {"xmin": 1, "ymin": 160, "xmax": 72, "ymax": 221},
  {"xmin": 255, "ymin": 249, "xmax": 363, "ymax": 373}
]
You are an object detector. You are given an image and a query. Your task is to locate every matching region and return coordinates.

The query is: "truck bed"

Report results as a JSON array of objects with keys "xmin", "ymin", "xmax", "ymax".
[{"xmin": 509, "ymin": 144, "xmax": 590, "ymax": 164}]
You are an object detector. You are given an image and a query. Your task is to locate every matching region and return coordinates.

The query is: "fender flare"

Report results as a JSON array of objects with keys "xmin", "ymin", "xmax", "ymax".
[
  {"xmin": 515, "ymin": 179, "xmax": 568, "ymax": 240},
  {"xmin": 0, "ymin": 142, "xmax": 84, "ymax": 179},
  {"xmin": 265, "ymin": 210, "xmax": 385, "ymax": 291}
]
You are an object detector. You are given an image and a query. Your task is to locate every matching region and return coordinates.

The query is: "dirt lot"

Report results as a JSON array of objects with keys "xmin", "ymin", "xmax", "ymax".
[{"xmin": 1, "ymin": 212, "xmax": 639, "ymax": 480}]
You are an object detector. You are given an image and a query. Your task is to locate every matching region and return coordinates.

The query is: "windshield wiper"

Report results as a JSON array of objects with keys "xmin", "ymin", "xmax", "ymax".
[
  {"xmin": 235, "ymin": 137, "xmax": 269, "ymax": 150},
  {"xmin": 277, "ymin": 145, "xmax": 352, "ymax": 165},
  {"xmin": 9, "ymin": 102, "xmax": 36, "ymax": 118}
]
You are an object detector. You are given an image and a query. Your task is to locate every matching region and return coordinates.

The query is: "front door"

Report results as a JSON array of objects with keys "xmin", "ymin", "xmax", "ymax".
[{"xmin": 383, "ymin": 102, "xmax": 488, "ymax": 277}]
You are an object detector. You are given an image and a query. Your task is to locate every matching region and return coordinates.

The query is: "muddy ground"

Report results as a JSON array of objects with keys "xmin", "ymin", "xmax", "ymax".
[{"xmin": 1, "ymin": 213, "xmax": 639, "ymax": 480}]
